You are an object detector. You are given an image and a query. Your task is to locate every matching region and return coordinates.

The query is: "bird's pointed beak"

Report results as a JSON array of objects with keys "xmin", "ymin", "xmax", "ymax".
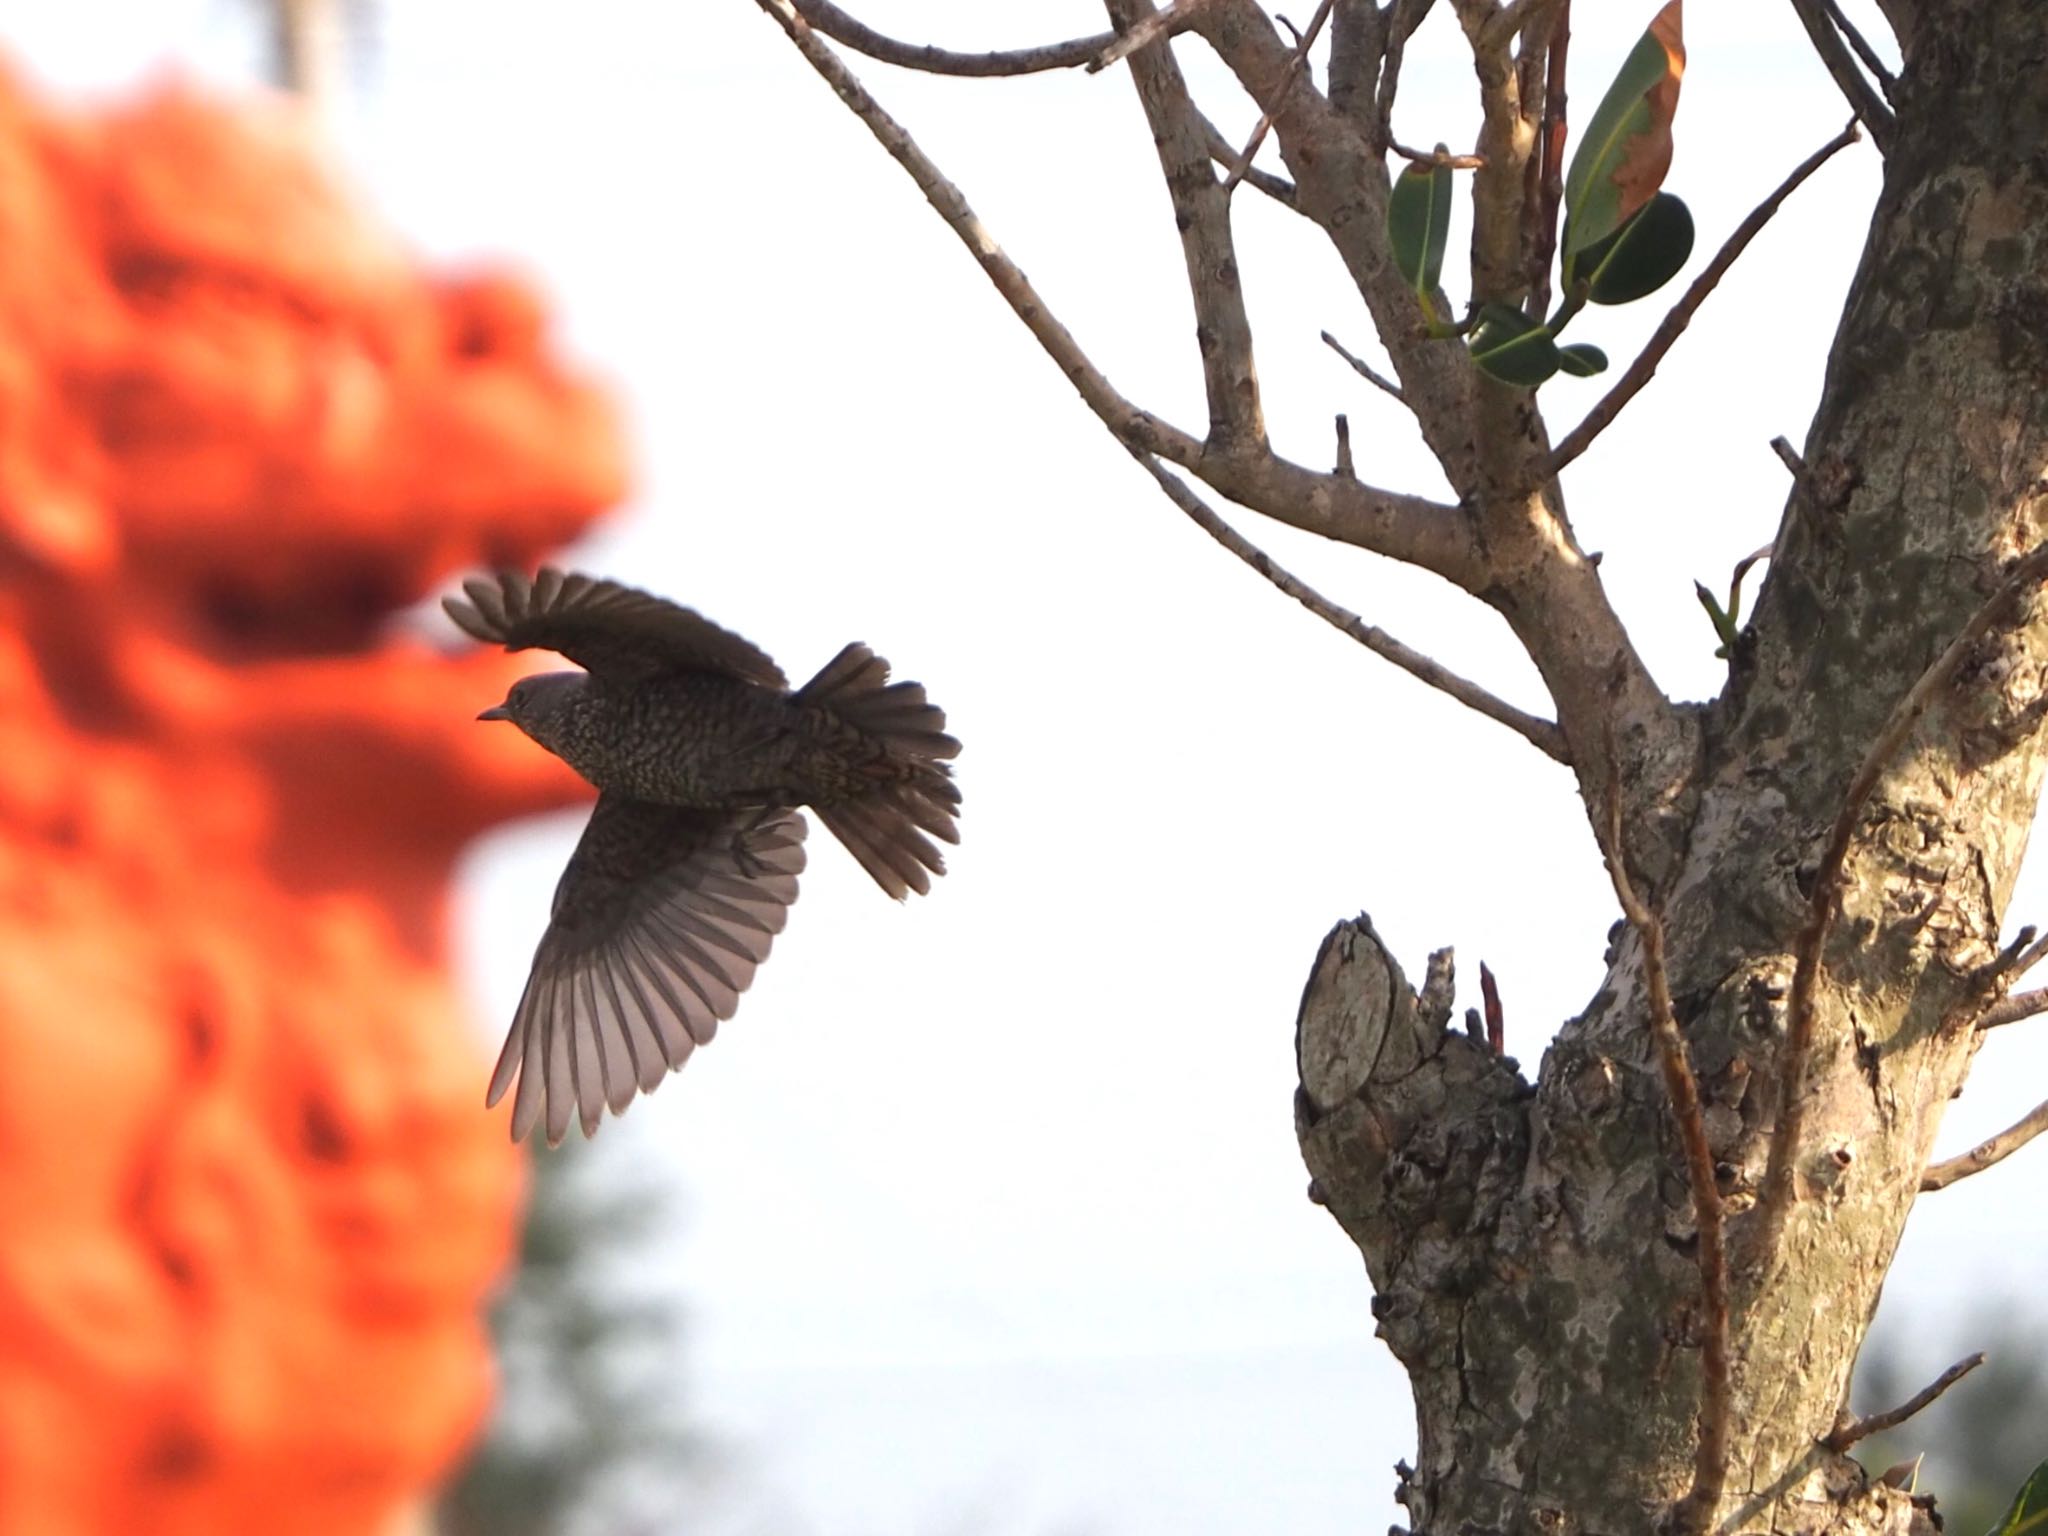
[{"xmin": 477, "ymin": 704, "xmax": 513, "ymax": 722}]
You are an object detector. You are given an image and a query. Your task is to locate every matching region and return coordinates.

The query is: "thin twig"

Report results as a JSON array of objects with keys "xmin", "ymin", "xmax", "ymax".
[
  {"xmin": 1747, "ymin": 541, "xmax": 2048, "ymax": 1266},
  {"xmin": 1787, "ymin": 0, "xmax": 1896, "ymax": 153},
  {"xmin": 1922, "ymin": 1099, "xmax": 2048, "ymax": 1191},
  {"xmin": 1598, "ymin": 749, "xmax": 1729, "ymax": 1534},
  {"xmin": 1546, "ymin": 122, "xmax": 1861, "ymax": 477},
  {"xmin": 1819, "ymin": 0, "xmax": 1895, "ymax": 97},
  {"xmin": 1947, "ymin": 923, "xmax": 2046, "ymax": 1032},
  {"xmin": 1222, "ymin": 0, "xmax": 1334, "ymax": 195},
  {"xmin": 1373, "ymin": 0, "xmax": 1434, "ymax": 147},
  {"xmin": 1526, "ymin": 0, "xmax": 1570, "ymax": 316},
  {"xmin": 1203, "ymin": 114, "xmax": 1299, "ymax": 206},
  {"xmin": 1388, "ymin": 138, "xmax": 1487, "ymax": 170},
  {"xmin": 2010, "ymin": 929, "xmax": 2048, "ymax": 978},
  {"xmin": 1982, "ymin": 985, "xmax": 2048, "ymax": 1031},
  {"xmin": 1322, "ymin": 331, "xmax": 1408, "ymax": 404},
  {"xmin": 1479, "ymin": 961, "xmax": 1504, "ymax": 1054},
  {"xmin": 1770, "ymin": 435, "xmax": 1806, "ymax": 479},
  {"xmin": 1826, "ymin": 1353, "xmax": 1984, "ymax": 1450},
  {"xmin": 788, "ymin": 0, "xmax": 1121, "ymax": 75},
  {"xmin": 1132, "ymin": 449, "xmax": 1570, "ymax": 761},
  {"xmin": 1334, "ymin": 414, "xmax": 1355, "ymax": 478},
  {"xmin": 1089, "ymin": 0, "xmax": 1211, "ymax": 72},
  {"xmin": 752, "ymin": 0, "xmax": 1474, "ymax": 575}
]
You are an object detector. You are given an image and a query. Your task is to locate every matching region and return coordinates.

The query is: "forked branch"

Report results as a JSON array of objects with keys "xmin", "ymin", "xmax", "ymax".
[
  {"xmin": 751, "ymin": 0, "xmax": 1475, "ymax": 579},
  {"xmin": 1204, "ymin": 115, "xmax": 1299, "ymax": 206},
  {"xmin": 1221, "ymin": 0, "xmax": 1335, "ymax": 196}
]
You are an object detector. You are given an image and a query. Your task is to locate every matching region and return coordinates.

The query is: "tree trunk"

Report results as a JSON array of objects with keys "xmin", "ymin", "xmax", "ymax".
[{"xmin": 1298, "ymin": 5, "xmax": 2048, "ymax": 1531}]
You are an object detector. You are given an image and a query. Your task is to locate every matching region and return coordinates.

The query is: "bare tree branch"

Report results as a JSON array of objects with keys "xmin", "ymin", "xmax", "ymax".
[
  {"xmin": 1191, "ymin": 0, "xmax": 1695, "ymax": 877},
  {"xmin": 1374, "ymin": 0, "xmax": 1436, "ymax": 145},
  {"xmin": 1981, "ymin": 984, "xmax": 2048, "ymax": 1030},
  {"xmin": 1821, "ymin": 0, "xmax": 1897, "ymax": 96},
  {"xmin": 1388, "ymin": 139, "xmax": 1487, "ymax": 170},
  {"xmin": 1597, "ymin": 755, "xmax": 1729, "ymax": 1535},
  {"xmin": 1132, "ymin": 450, "xmax": 1569, "ymax": 761},
  {"xmin": 1104, "ymin": 0, "xmax": 1267, "ymax": 451},
  {"xmin": 1191, "ymin": 0, "xmax": 1478, "ymax": 478},
  {"xmin": 1089, "ymin": 0, "xmax": 1211, "ymax": 72},
  {"xmin": 1322, "ymin": 331, "xmax": 1408, "ymax": 405},
  {"xmin": 2004, "ymin": 927, "xmax": 2048, "ymax": 981},
  {"xmin": 1748, "ymin": 540, "xmax": 2048, "ymax": 1267},
  {"xmin": 1203, "ymin": 115, "xmax": 1299, "ymax": 206},
  {"xmin": 1546, "ymin": 122, "xmax": 1862, "ymax": 479},
  {"xmin": 1787, "ymin": 0, "xmax": 1897, "ymax": 152},
  {"xmin": 1453, "ymin": 0, "xmax": 1535, "ymax": 310},
  {"xmin": 1826, "ymin": 1353, "xmax": 1984, "ymax": 1449},
  {"xmin": 1946, "ymin": 923, "xmax": 2048, "ymax": 1033},
  {"xmin": 1327, "ymin": 0, "xmax": 1386, "ymax": 124},
  {"xmin": 1921, "ymin": 1098, "xmax": 2048, "ymax": 1191},
  {"xmin": 1222, "ymin": 0, "xmax": 1335, "ymax": 196},
  {"xmin": 751, "ymin": 0, "xmax": 1478, "ymax": 581},
  {"xmin": 1525, "ymin": 0, "xmax": 1570, "ymax": 316},
  {"xmin": 787, "ymin": 0, "xmax": 1120, "ymax": 76}
]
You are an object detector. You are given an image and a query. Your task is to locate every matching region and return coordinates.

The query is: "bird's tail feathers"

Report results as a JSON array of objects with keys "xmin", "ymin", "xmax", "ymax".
[
  {"xmin": 799, "ymin": 643, "xmax": 961, "ymax": 900},
  {"xmin": 797, "ymin": 643, "xmax": 960, "ymax": 758}
]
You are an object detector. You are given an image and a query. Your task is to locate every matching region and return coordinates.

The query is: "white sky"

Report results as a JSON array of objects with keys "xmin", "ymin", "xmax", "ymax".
[{"xmin": 7, "ymin": 3, "xmax": 2044, "ymax": 1532}]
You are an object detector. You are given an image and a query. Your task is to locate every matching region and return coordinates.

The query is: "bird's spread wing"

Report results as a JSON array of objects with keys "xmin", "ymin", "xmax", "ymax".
[
  {"xmin": 488, "ymin": 796, "xmax": 807, "ymax": 1144},
  {"xmin": 443, "ymin": 567, "xmax": 788, "ymax": 687}
]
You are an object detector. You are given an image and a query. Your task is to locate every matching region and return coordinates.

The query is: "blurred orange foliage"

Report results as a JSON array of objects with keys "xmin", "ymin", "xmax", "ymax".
[{"xmin": 0, "ymin": 62, "xmax": 622, "ymax": 1536}]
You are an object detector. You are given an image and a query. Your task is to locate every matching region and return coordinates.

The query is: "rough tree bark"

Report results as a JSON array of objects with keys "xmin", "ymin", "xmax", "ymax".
[{"xmin": 748, "ymin": 1, "xmax": 2048, "ymax": 1530}]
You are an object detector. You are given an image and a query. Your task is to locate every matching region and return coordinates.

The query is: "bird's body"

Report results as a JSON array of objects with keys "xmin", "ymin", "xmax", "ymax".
[
  {"xmin": 520, "ymin": 670, "xmax": 920, "ymax": 810},
  {"xmin": 445, "ymin": 567, "xmax": 960, "ymax": 1145}
]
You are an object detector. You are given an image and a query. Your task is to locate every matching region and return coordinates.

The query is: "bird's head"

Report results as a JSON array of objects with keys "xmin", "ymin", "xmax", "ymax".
[{"xmin": 477, "ymin": 671, "xmax": 586, "ymax": 748}]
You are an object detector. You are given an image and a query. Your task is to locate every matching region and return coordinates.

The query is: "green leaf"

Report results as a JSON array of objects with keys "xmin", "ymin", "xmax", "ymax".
[
  {"xmin": 1387, "ymin": 156, "xmax": 1454, "ymax": 313},
  {"xmin": 1469, "ymin": 304, "xmax": 1561, "ymax": 388},
  {"xmin": 1557, "ymin": 343, "xmax": 1609, "ymax": 377},
  {"xmin": 1563, "ymin": 0, "xmax": 1684, "ymax": 278},
  {"xmin": 1695, "ymin": 578, "xmax": 1738, "ymax": 658},
  {"xmin": 1581, "ymin": 193, "xmax": 1695, "ymax": 305},
  {"xmin": 1988, "ymin": 1459, "xmax": 2048, "ymax": 1536}
]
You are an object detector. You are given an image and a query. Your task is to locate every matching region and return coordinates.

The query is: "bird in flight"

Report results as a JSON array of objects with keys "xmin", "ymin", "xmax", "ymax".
[{"xmin": 445, "ymin": 567, "xmax": 960, "ymax": 1145}]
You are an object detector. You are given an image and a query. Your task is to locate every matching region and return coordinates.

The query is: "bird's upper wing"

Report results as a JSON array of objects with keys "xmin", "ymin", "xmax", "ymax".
[
  {"xmin": 487, "ymin": 795, "xmax": 807, "ymax": 1145},
  {"xmin": 443, "ymin": 567, "xmax": 788, "ymax": 687}
]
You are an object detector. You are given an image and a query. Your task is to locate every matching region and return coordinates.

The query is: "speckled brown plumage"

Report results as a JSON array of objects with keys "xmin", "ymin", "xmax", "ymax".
[{"xmin": 445, "ymin": 567, "xmax": 961, "ymax": 1143}]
